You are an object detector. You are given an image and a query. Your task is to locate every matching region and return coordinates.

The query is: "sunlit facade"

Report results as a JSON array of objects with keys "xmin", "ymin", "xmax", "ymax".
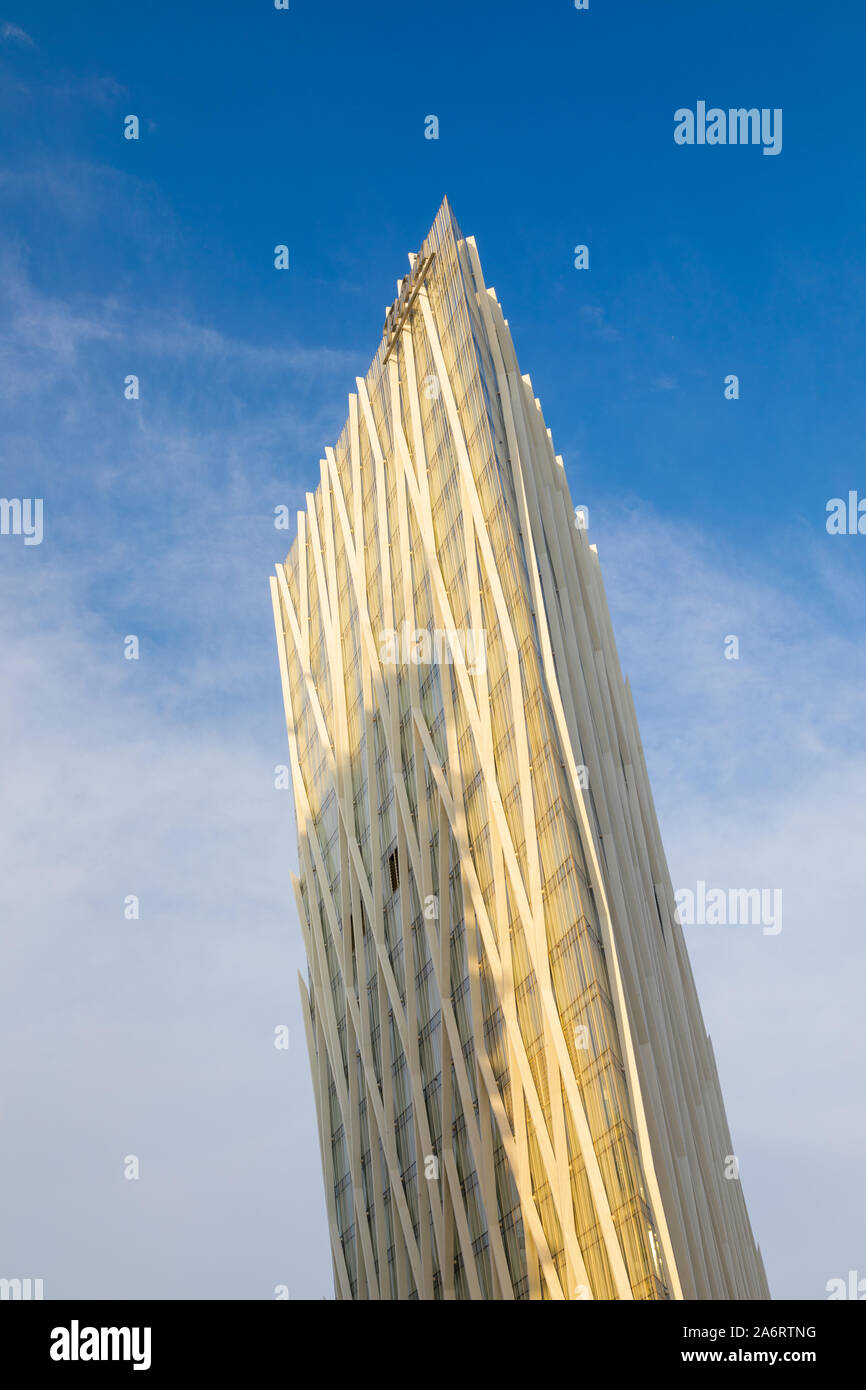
[{"xmin": 270, "ymin": 198, "xmax": 769, "ymax": 1300}]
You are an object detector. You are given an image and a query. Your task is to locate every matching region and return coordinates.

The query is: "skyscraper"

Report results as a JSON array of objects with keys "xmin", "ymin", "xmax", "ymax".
[{"xmin": 270, "ymin": 198, "xmax": 769, "ymax": 1301}]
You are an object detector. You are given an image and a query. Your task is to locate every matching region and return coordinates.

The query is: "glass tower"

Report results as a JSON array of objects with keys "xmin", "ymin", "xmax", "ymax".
[{"xmin": 270, "ymin": 198, "xmax": 769, "ymax": 1301}]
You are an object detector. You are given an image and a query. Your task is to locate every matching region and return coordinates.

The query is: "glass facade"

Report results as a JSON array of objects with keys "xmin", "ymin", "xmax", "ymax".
[{"xmin": 271, "ymin": 199, "xmax": 769, "ymax": 1301}]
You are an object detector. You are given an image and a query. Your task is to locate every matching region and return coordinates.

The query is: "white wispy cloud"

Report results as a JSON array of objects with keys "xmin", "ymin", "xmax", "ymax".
[
  {"xmin": 0, "ymin": 565, "xmax": 333, "ymax": 1298},
  {"xmin": 580, "ymin": 303, "xmax": 621, "ymax": 341},
  {"xmin": 1, "ymin": 20, "xmax": 35, "ymax": 46},
  {"xmin": 0, "ymin": 244, "xmax": 361, "ymax": 398}
]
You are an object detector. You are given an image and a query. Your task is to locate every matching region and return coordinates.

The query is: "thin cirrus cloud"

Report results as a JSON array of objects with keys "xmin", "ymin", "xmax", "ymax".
[
  {"xmin": 580, "ymin": 303, "xmax": 621, "ymax": 342},
  {"xmin": 0, "ymin": 566, "xmax": 333, "ymax": 1299},
  {"xmin": 0, "ymin": 246, "xmax": 362, "ymax": 386},
  {"xmin": 1, "ymin": 20, "xmax": 34, "ymax": 47}
]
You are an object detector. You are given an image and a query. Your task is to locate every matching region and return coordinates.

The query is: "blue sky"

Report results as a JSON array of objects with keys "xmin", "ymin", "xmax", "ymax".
[{"xmin": 1, "ymin": 0, "xmax": 865, "ymax": 1301}]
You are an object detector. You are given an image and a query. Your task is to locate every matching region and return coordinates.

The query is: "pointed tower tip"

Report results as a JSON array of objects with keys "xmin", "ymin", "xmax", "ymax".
[{"xmin": 432, "ymin": 194, "xmax": 464, "ymax": 243}]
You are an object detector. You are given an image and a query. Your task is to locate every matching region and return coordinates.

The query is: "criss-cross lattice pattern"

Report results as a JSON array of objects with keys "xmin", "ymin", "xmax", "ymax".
[{"xmin": 271, "ymin": 199, "xmax": 769, "ymax": 1301}]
